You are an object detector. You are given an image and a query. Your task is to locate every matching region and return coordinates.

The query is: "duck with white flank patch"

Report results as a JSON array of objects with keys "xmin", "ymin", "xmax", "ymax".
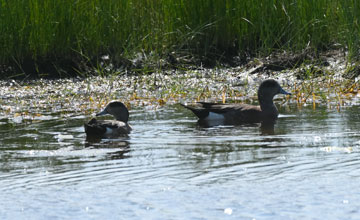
[
  {"xmin": 181, "ymin": 79, "xmax": 291, "ymax": 125},
  {"xmin": 84, "ymin": 101, "xmax": 132, "ymax": 137}
]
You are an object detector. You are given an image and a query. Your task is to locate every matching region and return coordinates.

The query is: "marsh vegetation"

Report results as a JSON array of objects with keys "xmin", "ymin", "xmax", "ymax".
[{"xmin": 1, "ymin": 0, "xmax": 360, "ymax": 77}]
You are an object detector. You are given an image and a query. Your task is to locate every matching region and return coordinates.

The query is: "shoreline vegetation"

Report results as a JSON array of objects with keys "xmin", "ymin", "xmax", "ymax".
[
  {"xmin": 1, "ymin": 1, "xmax": 360, "ymax": 79},
  {"xmin": 1, "ymin": 62, "xmax": 359, "ymax": 122}
]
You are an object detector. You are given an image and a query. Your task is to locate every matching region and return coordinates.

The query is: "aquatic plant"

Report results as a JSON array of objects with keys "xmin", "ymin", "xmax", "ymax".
[{"xmin": 1, "ymin": 66, "xmax": 359, "ymax": 125}]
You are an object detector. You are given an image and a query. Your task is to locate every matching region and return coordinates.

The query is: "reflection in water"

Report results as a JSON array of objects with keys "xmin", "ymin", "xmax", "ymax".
[
  {"xmin": 260, "ymin": 122, "xmax": 275, "ymax": 135},
  {"xmin": 196, "ymin": 117, "xmax": 276, "ymax": 135},
  {"xmin": 197, "ymin": 118, "xmax": 228, "ymax": 128},
  {"xmin": 85, "ymin": 136, "xmax": 131, "ymax": 160}
]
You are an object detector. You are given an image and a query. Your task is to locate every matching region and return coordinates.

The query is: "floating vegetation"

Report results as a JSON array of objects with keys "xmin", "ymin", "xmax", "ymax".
[
  {"xmin": 0, "ymin": 63, "xmax": 359, "ymax": 126},
  {"xmin": 290, "ymin": 77, "xmax": 360, "ymax": 110}
]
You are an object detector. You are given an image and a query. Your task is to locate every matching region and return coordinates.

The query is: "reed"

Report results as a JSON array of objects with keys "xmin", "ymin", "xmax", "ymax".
[{"xmin": 1, "ymin": 0, "xmax": 360, "ymax": 74}]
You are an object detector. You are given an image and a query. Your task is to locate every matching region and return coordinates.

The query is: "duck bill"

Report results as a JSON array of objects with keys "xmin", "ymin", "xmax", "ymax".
[
  {"xmin": 279, "ymin": 87, "xmax": 291, "ymax": 95},
  {"xmin": 96, "ymin": 109, "xmax": 108, "ymax": 116}
]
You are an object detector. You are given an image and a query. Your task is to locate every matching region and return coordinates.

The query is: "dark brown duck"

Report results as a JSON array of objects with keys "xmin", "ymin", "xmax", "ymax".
[
  {"xmin": 84, "ymin": 101, "xmax": 132, "ymax": 137},
  {"xmin": 182, "ymin": 79, "xmax": 291, "ymax": 124}
]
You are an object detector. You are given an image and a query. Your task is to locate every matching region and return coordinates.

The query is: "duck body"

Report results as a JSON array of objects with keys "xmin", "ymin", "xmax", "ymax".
[
  {"xmin": 183, "ymin": 102, "xmax": 265, "ymax": 124},
  {"xmin": 85, "ymin": 118, "xmax": 132, "ymax": 137},
  {"xmin": 84, "ymin": 101, "xmax": 131, "ymax": 137},
  {"xmin": 182, "ymin": 79, "xmax": 290, "ymax": 125}
]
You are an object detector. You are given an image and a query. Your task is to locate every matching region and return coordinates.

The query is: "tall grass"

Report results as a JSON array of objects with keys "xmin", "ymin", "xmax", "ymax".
[{"xmin": 1, "ymin": 0, "xmax": 360, "ymax": 68}]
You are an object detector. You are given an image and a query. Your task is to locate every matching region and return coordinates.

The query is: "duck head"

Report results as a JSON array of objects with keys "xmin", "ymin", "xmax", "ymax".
[
  {"xmin": 96, "ymin": 101, "xmax": 129, "ymax": 122},
  {"xmin": 258, "ymin": 79, "xmax": 291, "ymax": 108}
]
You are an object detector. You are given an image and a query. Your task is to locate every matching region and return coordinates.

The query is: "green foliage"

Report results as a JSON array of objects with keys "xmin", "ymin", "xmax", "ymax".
[{"xmin": 0, "ymin": 0, "xmax": 360, "ymax": 66}]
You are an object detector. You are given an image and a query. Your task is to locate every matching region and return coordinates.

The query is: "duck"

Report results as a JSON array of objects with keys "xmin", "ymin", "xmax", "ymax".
[
  {"xmin": 84, "ymin": 101, "xmax": 132, "ymax": 137},
  {"xmin": 181, "ymin": 79, "xmax": 291, "ymax": 125}
]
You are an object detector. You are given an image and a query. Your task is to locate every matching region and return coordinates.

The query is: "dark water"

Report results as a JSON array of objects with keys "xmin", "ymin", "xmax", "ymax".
[{"xmin": 1, "ymin": 104, "xmax": 360, "ymax": 219}]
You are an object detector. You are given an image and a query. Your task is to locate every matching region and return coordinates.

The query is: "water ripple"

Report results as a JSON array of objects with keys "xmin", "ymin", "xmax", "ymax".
[{"xmin": 2, "ymin": 105, "xmax": 360, "ymax": 219}]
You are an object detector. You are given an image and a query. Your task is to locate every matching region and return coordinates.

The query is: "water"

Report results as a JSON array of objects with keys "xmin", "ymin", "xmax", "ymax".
[{"xmin": 1, "ymin": 104, "xmax": 360, "ymax": 219}]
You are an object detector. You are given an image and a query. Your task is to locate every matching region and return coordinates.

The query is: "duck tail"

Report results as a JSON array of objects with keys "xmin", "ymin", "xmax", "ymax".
[{"xmin": 180, "ymin": 103, "xmax": 209, "ymax": 119}]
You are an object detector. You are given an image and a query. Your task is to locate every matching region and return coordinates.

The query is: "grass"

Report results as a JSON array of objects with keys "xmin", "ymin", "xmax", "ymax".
[{"xmin": 1, "ymin": 0, "xmax": 360, "ymax": 76}]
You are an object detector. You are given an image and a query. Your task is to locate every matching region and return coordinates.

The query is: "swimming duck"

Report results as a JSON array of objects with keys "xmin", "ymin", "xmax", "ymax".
[
  {"xmin": 84, "ymin": 101, "xmax": 132, "ymax": 137},
  {"xmin": 181, "ymin": 79, "xmax": 291, "ymax": 125}
]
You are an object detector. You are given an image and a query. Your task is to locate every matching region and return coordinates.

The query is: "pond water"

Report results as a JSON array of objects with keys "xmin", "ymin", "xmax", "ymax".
[{"xmin": 1, "ymin": 103, "xmax": 360, "ymax": 219}]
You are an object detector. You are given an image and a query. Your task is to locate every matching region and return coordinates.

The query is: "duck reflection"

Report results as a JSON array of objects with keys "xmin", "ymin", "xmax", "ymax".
[
  {"xmin": 260, "ymin": 121, "xmax": 275, "ymax": 135},
  {"xmin": 196, "ymin": 118, "xmax": 276, "ymax": 135},
  {"xmin": 85, "ymin": 136, "xmax": 131, "ymax": 160}
]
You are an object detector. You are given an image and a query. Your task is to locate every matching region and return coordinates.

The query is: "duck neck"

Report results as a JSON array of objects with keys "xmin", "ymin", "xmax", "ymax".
[
  {"xmin": 258, "ymin": 93, "xmax": 278, "ymax": 116},
  {"xmin": 114, "ymin": 109, "xmax": 129, "ymax": 122},
  {"xmin": 115, "ymin": 116, "xmax": 128, "ymax": 122}
]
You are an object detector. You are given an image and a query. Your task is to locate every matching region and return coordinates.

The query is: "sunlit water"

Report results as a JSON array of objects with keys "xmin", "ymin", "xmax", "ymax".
[{"xmin": 1, "ymin": 104, "xmax": 360, "ymax": 219}]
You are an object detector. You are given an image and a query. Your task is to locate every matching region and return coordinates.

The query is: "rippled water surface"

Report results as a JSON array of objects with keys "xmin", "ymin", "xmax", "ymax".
[{"xmin": 1, "ymin": 104, "xmax": 360, "ymax": 219}]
